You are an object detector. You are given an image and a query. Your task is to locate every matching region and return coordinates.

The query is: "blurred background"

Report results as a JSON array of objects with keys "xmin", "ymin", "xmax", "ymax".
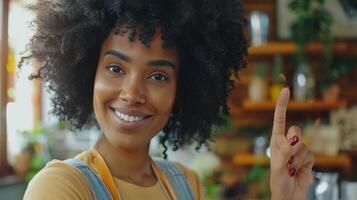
[{"xmin": 1, "ymin": 0, "xmax": 357, "ymax": 199}]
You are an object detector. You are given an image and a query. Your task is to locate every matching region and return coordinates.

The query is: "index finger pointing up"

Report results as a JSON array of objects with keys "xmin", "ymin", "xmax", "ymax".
[{"xmin": 272, "ymin": 87, "xmax": 290, "ymax": 139}]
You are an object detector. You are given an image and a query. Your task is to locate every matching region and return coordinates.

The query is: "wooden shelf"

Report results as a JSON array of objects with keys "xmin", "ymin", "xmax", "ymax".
[
  {"xmin": 241, "ymin": 99, "xmax": 347, "ymax": 111},
  {"xmin": 233, "ymin": 154, "xmax": 269, "ymax": 166},
  {"xmin": 233, "ymin": 152, "xmax": 352, "ymax": 170},
  {"xmin": 248, "ymin": 41, "xmax": 349, "ymax": 56}
]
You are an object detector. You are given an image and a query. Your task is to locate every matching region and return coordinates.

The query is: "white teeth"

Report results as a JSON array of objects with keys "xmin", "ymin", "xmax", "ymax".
[
  {"xmin": 114, "ymin": 111, "xmax": 144, "ymax": 122},
  {"xmin": 124, "ymin": 115, "xmax": 129, "ymax": 121}
]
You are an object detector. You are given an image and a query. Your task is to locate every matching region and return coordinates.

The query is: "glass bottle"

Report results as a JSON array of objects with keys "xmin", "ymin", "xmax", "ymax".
[{"xmin": 293, "ymin": 62, "xmax": 315, "ymax": 102}]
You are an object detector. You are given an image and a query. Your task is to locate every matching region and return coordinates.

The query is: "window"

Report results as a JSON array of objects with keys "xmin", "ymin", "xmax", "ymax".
[
  {"xmin": 0, "ymin": 0, "xmax": 10, "ymax": 177},
  {"xmin": 7, "ymin": 0, "xmax": 38, "ymax": 166},
  {"xmin": 0, "ymin": 0, "xmax": 38, "ymax": 177}
]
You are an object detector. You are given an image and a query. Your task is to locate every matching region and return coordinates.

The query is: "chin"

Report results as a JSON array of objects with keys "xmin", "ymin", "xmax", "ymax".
[{"xmin": 106, "ymin": 133, "xmax": 149, "ymax": 150}]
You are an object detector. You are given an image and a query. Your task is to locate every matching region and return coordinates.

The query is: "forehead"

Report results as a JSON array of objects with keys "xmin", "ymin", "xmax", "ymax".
[{"xmin": 100, "ymin": 29, "xmax": 178, "ymax": 63}]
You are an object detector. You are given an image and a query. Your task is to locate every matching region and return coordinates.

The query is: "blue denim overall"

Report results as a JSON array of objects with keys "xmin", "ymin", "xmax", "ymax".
[{"xmin": 65, "ymin": 159, "xmax": 195, "ymax": 200}]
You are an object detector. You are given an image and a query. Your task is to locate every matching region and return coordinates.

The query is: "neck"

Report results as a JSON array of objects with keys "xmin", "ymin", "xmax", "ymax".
[{"xmin": 94, "ymin": 135, "xmax": 156, "ymax": 186}]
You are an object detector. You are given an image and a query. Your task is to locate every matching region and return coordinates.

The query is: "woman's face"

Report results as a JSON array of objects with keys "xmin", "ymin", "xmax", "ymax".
[{"xmin": 93, "ymin": 30, "xmax": 178, "ymax": 149}]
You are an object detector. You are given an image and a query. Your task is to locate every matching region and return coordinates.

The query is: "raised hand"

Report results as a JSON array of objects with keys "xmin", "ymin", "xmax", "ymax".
[{"xmin": 269, "ymin": 88, "xmax": 315, "ymax": 200}]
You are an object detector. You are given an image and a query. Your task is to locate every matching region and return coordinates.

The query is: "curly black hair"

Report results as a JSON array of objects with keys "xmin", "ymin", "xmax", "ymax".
[{"xmin": 20, "ymin": 0, "xmax": 248, "ymax": 157}]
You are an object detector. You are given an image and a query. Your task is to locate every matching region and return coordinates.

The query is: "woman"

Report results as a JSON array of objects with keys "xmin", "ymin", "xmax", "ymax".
[{"xmin": 22, "ymin": 0, "xmax": 314, "ymax": 199}]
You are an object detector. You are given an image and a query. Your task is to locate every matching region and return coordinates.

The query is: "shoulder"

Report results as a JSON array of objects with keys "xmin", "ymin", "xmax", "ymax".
[
  {"xmin": 173, "ymin": 161, "xmax": 205, "ymax": 200},
  {"xmin": 174, "ymin": 162, "xmax": 199, "ymax": 181},
  {"xmin": 23, "ymin": 159, "xmax": 94, "ymax": 200}
]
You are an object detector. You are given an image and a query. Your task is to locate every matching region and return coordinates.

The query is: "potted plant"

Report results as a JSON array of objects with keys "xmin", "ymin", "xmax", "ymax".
[
  {"xmin": 319, "ymin": 57, "xmax": 357, "ymax": 101},
  {"xmin": 14, "ymin": 123, "xmax": 57, "ymax": 181},
  {"xmin": 288, "ymin": 0, "xmax": 334, "ymax": 101}
]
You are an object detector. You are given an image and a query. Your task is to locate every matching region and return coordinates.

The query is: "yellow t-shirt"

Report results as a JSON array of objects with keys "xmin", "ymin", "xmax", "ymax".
[
  {"xmin": 114, "ymin": 177, "xmax": 166, "ymax": 200},
  {"xmin": 23, "ymin": 149, "xmax": 204, "ymax": 200}
]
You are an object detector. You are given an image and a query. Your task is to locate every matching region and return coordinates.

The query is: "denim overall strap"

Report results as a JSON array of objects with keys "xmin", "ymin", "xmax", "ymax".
[
  {"xmin": 154, "ymin": 160, "xmax": 195, "ymax": 200},
  {"xmin": 64, "ymin": 158, "xmax": 113, "ymax": 200}
]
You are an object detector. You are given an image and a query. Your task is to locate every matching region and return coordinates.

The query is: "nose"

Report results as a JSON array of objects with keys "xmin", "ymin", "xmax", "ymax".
[{"xmin": 119, "ymin": 78, "xmax": 146, "ymax": 105}]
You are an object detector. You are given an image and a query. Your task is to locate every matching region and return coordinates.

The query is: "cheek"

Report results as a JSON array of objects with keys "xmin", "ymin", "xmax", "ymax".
[
  {"xmin": 93, "ymin": 77, "xmax": 116, "ymax": 115},
  {"xmin": 149, "ymin": 84, "xmax": 176, "ymax": 115}
]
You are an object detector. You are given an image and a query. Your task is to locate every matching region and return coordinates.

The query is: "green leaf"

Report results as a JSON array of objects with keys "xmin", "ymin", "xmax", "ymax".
[{"xmin": 31, "ymin": 154, "xmax": 45, "ymax": 169}]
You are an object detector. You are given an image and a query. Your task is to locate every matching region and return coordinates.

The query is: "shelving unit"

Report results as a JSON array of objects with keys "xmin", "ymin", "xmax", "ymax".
[
  {"xmin": 232, "ymin": 152, "xmax": 352, "ymax": 171},
  {"xmin": 248, "ymin": 41, "xmax": 349, "ymax": 56},
  {"xmin": 215, "ymin": 2, "xmax": 357, "ymax": 199},
  {"xmin": 227, "ymin": 99, "xmax": 347, "ymax": 126},
  {"xmin": 241, "ymin": 99, "xmax": 347, "ymax": 111}
]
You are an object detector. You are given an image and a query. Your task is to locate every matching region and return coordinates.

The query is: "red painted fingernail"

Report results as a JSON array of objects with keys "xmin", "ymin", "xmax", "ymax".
[
  {"xmin": 289, "ymin": 135, "xmax": 299, "ymax": 146},
  {"xmin": 288, "ymin": 156, "xmax": 294, "ymax": 165},
  {"xmin": 288, "ymin": 167, "xmax": 297, "ymax": 177}
]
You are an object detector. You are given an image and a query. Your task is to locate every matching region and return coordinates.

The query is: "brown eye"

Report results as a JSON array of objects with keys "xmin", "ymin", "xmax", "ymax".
[
  {"xmin": 149, "ymin": 73, "xmax": 168, "ymax": 81},
  {"xmin": 107, "ymin": 64, "xmax": 125, "ymax": 74}
]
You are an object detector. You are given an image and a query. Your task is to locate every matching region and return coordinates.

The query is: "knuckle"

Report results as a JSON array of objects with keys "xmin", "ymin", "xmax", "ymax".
[
  {"xmin": 287, "ymin": 125, "xmax": 295, "ymax": 132},
  {"xmin": 294, "ymin": 125, "xmax": 302, "ymax": 133},
  {"xmin": 288, "ymin": 125, "xmax": 302, "ymax": 135},
  {"xmin": 274, "ymin": 116, "xmax": 286, "ymax": 125}
]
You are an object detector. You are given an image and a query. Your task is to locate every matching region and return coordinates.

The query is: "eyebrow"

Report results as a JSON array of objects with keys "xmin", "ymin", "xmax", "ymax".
[
  {"xmin": 147, "ymin": 60, "xmax": 176, "ymax": 68},
  {"xmin": 104, "ymin": 50, "xmax": 176, "ymax": 69},
  {"xmin": 104, "ymin": 50, "xmax": 131, "ymax": 62}
]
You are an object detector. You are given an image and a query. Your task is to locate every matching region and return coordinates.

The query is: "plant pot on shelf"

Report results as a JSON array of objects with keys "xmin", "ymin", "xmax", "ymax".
[
  {"xmin": 322, "ymin": 83, "xmax": 340, "ymax": 102},
  {"xmin": 13, "ymin": 150, "xmax": 32, "ymax": 178}
]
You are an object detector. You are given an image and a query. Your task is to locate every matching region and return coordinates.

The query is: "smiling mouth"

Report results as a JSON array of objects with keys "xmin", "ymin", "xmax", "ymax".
[{"xmin": 111, "ymin": 108, "xmax": 152, "ymax": 123}]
